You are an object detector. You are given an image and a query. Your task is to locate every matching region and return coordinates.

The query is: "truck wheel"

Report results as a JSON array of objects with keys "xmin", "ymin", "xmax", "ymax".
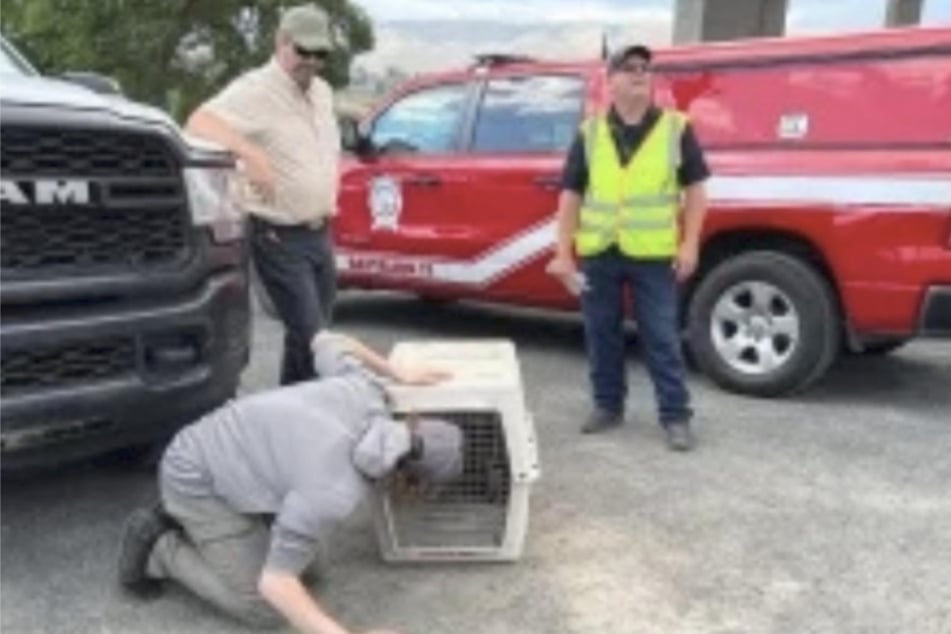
[
  {"xmin": 854, "ymin": 339, "xmax": 908, "ymax": 356},
  {"xmin": 111, "ymin": 437, "xmax": 172, "ymax": 471},
  {"xmin": 687, "ymin": 252, "xmax": 840, "ymax": 397},
  {"xmin": 250, "ymin": 264, "xmax": 278, "ymax": 320},
  {"xmin": 416, "ymin": 294, "xmax": 456, "ymax": 307}
]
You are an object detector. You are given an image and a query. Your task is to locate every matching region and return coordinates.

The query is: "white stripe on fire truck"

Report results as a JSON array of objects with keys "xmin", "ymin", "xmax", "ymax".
[
  {"xmin": 337, "ymin": 218, "xmax": 556, "ymax": 288},
  {"xmin": 338, "ymin": 174, "xmax": 950, "ymax": 287},
  {"xmin": 709, "ymin": 175, "xmax": 951, "ymax": 206}
]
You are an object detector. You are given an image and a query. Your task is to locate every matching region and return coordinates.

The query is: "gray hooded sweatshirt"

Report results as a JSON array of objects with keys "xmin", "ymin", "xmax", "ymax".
[{"xmin": 160, "ymin": 333, "xmax": 410, "ymax": 573}]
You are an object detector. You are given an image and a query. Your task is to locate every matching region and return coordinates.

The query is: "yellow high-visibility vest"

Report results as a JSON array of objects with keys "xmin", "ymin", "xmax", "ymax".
[{"xmin": 574, "ymin": 109, "xmax": 685, "ymax": 258}]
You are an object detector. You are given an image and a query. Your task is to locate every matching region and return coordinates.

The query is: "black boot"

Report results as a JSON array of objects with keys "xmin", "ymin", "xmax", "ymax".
[
  {"xmin": 581, "ymin": 409, "xmax": 623, "ymax": 434},
  {"xmin": 117, "ymin": 503, "xmax": 175, "ymax": 598},
  {"xmin": 664, "ymin": 422, "xmax": 695, "ymax": 452}
]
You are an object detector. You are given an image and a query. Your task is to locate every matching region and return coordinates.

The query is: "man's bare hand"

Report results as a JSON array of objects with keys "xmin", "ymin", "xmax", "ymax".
[
  {"xmin": 674, "ymin": 240, "xmax": 700, "ymax": 283},
  {"xmin": 394, "ymin": 365, "xmax": 453, "ymax": 386},
  {"xmin": 545, "ymin": 255, "xmax": 577, "ymax": 280},
  {"xmin": 240, "ymin": 145, "xmax": 277, "ymax": 203},
  {"xmin": 546, "ymin": 256, "xmax": 587, "ymax": 295}
]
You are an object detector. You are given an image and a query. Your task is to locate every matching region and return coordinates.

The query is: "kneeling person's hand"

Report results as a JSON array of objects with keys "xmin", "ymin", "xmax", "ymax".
[{"xmin": 394, "ymin": 365, "xmax": 452, "ymax": 386}]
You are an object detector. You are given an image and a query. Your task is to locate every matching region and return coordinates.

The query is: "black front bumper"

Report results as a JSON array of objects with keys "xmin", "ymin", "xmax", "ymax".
[
  {"xmin": 0, "ymin": 269, "xmax": 249, "ymax": 469},
  {"xmin": 919, "ymin": 286, "xmax": 951, "ymax": 337}
]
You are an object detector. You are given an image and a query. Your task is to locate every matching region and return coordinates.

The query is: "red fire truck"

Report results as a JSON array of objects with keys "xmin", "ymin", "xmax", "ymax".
[{"xmin": 334, "ymin": 26, "xmax": 951, "ymax": 397}]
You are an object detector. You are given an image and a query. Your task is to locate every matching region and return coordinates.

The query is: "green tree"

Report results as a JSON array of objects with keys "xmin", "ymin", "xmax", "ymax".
[{"xmin": 0, "ymin": 0, "xmax": 374, "ymax": 121}]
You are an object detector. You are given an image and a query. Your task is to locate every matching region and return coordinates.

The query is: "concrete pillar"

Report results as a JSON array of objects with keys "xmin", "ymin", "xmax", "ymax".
[
  {"xmin": 673, "ymin": 0, "xmax": 788, "ymax": 44},
  {"xmin": 885, "ymin": 0, "xmax": 923, "ymax": 26}
]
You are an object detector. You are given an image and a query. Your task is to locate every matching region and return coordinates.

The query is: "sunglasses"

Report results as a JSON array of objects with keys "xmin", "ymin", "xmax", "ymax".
[
  {"xmin": 617, "ymin": 62, "xmax": 652, "ymax": 75},
  {"xmin": 294, "ymin": 44, "xmax": 330, "ymax": 61}
]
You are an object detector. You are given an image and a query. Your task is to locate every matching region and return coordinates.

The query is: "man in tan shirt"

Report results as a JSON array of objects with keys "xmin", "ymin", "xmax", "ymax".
[{"xmin": 187, "ymin": 3, "xmax": 341, "ymax": 385}]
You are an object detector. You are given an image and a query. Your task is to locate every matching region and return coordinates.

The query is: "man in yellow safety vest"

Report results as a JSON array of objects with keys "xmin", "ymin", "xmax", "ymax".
[{"xmin": 547, "ymin": 44, "xmax": 710, "ymax": 451}]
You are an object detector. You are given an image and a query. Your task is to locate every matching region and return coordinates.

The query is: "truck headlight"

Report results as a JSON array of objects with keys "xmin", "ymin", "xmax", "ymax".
[{"xmin": 183, "ymin": 166, "xmax": 245, "ymax": 243}]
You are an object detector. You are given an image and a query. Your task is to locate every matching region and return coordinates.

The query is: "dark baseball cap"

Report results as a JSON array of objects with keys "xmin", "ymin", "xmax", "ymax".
[{"xmin": 607, "ymin": 44, "xmax": 653, "ymax": 73}]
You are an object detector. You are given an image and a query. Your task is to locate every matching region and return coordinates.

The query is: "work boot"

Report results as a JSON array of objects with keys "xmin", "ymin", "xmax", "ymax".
[
  {"xmin": 117, "ymin": 503, "xmax": 174, "ymax": 598},
  {"xmin": 581, "ymin": 409, "xmax": 623, "ymax": 434},
  {"xmin": 664, "ymin": 422, "xmax": 695, "ymax": 452}
]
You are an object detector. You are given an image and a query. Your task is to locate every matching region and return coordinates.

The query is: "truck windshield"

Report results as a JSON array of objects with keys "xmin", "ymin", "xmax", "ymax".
[{"xmin": 0, "ymin": 37, "xmax": 38, "ymax": 77}]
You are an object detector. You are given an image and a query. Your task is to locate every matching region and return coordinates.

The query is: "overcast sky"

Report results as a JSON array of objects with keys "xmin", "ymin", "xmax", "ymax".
[{"xmin": 351, "ymin": 0, "xmax": 951, "ymax": 73}]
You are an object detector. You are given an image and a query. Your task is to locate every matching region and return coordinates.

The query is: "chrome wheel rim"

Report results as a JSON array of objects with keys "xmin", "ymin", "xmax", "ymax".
[{"xmin": 710, "ymin": 281, "xmax": 800, "ymax": 376}]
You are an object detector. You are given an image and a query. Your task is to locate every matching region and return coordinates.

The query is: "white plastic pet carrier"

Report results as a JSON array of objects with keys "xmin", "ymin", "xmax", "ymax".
[{"xmin": 372, "ymin": 339, "xmax": 540, "ymax": 562}]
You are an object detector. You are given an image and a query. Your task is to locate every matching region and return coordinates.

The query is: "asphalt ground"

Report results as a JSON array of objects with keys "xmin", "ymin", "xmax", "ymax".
[{"xmin": 3, "ymin": 292, "xmax": 950, "ymax": 634}]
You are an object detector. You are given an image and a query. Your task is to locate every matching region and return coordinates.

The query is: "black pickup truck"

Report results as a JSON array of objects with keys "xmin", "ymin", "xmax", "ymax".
[{"xmin": 0, "ymin": 36, "xmax": 250, "ymax": 469}]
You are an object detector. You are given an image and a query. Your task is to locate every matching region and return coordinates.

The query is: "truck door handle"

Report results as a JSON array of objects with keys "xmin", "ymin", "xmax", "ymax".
[
  {"xmin": 405, "ymin": 174, "xmax": 442, "ymax": 187},
  {"xmin": 533, "ymin": 174, "xmax": 561, "ymax": 191}
]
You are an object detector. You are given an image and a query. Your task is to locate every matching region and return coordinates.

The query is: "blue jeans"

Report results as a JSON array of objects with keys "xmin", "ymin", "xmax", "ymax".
[
  {"xmin": 251, "ymin": 217, "xmax": 336, "ymax": 386},
  {"xmin": 580, "ymin": 249, "xmax": 692, "ymax": 426}
]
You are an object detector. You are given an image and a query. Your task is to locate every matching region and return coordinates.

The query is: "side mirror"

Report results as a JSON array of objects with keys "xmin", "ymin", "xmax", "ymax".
[
  {"xmin": 339, "ymin": 115, "xmax": 374, "ymax": 157},
  {"xmin": 59, "ymin": 71, "xmax": 123, "ymax": 96},
  {"xmin": 379, "ymin": 138, "xmax": 418, "ymax": 155}
]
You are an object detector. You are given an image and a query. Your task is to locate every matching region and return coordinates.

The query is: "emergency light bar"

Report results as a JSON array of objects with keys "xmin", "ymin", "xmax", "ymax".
[{"xmin": 472, "ymin": 54, "xmax": 536, "ymax": 68}]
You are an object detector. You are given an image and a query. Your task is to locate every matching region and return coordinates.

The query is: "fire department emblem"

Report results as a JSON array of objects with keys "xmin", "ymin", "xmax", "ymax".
[{"xmin": 369, "ymin": 176, "xmax": 402, "ymax": 231}]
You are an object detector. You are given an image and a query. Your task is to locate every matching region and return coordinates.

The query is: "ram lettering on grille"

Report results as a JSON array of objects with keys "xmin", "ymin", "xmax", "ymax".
[{"xmin": 0, "ymin": 126, "xmax": 189, "ymax": 277}]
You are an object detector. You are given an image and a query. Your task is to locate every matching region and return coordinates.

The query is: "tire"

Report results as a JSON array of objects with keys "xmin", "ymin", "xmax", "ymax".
[
  {"xmin": 854, "ymin": 339, "xmax": 908, "ymax": 356},
  {"xmin": 111, "ymin": 437, "xmax": 171, "ymax": 471},
  {"xmin": 250, "ymin": 263, "xmax": 278, "ymax": 320},
  {"xmin": 687, "ymin": 251, "xmax": 840, "ymax": 397},
  {"xmin": 416, "ymin": 294, "xmax": 456, "ymax": 307}
]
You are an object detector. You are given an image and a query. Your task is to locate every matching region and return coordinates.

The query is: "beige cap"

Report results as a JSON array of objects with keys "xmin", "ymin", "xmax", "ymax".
[
  {"xmin": 279, "ymin": 4, "xmax": 333, "ymax": 51},
  {"xmin": 405, "ymin": 418, "xmax": 464, "ymax": 484}
]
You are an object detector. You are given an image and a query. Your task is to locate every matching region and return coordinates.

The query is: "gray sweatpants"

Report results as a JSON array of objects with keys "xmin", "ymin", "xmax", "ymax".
[{"xmin": 147, "ymin": 483, "xmax": 282, "ymax": 628}]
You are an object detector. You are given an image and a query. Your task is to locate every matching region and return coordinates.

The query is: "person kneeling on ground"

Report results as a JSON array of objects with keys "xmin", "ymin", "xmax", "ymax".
[{"xmin": 117, "ymin": 331, "xmax": 464, "ymax": 634}]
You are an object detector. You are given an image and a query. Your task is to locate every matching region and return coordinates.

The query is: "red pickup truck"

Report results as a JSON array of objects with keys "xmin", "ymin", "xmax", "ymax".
[{"xmin": 334, "ymin": 26, "xmax": 951, "ymax": 397}]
